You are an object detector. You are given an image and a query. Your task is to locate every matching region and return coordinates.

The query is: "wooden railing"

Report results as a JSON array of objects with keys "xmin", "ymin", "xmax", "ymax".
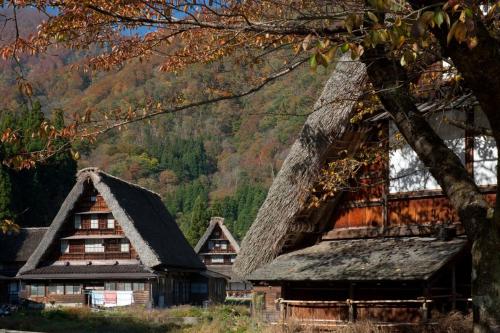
[
  {"xmin": 277, "ymin": 298, "xmax": 433, "ymax": 326},
  {"xmin": 60, "ymin": 251, "xmax": 133, "ymax": 260}
]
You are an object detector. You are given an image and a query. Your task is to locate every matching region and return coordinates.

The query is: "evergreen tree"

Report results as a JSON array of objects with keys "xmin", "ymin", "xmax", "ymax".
[
  {"xmin": 0, "ymin": 166, "xmax": 12, "ymax": 220},
  {"xmin": 184, "ymin": 195, "xmax": 210, "ymax": 246}
]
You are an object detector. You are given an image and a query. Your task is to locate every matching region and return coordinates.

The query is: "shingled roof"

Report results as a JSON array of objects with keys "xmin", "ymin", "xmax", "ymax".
[
  {"xmin": 20, "ymin": 264, "xmax": 156, "ymax": 280},
  {"xmin": 247, "ymin": 237, "xmax": 468, "ymax": 281},
  {"xmin": 19, "ymin": 168, "xmax": 205, "ymax": 275}
]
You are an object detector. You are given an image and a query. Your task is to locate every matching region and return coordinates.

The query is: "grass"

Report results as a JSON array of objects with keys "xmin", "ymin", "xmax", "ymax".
[
  {"xmin": 0, "ymin": 305, "xmax": 257, "ymax": 333},
  {"xmin": 0, "ymin": 306, "xmax": 473, "ymax": 333}
]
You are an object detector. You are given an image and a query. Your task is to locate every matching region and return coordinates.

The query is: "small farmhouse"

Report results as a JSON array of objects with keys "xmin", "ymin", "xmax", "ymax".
[
  {"xmin": 234, "ymin": 59, "xmax": 494, "ymax": 326},
  {"xmin": 0, "ymin": 228, "xmax": 47, "ymax": 303},
  {"xmin": 18, "ymin": 168, "xmax": 225, "ymax": 307},
  {"xmin": 194, "ymin": 217, "xmax": 252, "ymax": 298}
]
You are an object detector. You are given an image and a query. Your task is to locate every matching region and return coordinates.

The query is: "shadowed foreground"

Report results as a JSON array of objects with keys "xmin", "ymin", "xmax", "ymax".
[{"xmin": 0, "ymin": 305, "xmax": 472, "ymax": 333}]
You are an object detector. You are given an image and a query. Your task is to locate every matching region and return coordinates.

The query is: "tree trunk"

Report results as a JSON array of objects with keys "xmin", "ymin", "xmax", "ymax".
[
  {"xmin": 361, "ymin": 48, "xmax": 500, "ymax": 332},
  {"xmin": 407, "ymin": 0, "xmax": 500, "ymax": 130}
]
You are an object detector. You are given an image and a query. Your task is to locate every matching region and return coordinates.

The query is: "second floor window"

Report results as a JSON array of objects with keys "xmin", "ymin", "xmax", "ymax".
[
  {"xmin": 60, "ymin": 240, "xmax": 69, "ymax": 254},
  {"xmin": 221, "ymin": 242, "xmax": 227, "ymax": 250},
  {"xmin": 85, "ymin": 239, "xmax": 104, "ymax": 253},
  {"xmin": 212, "ymin": 255, "xmax": 224, "ymax": 263},
  {"xmin": 74, "ymin": 215, "xmax": 81, "ymax": 229},
  {"xmin": 90, "ymin": 214, "xmax": 99, "ymax": 229},
  {"xmin": 120, "ymin": 239, "xmax": 130, "ymax": 252},
  {"xmin": 107, "ymin": 215, "xmax": 115, "ymax": 229}
]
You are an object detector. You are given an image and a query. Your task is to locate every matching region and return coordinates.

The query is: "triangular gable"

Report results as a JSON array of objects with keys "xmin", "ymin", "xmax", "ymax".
[
  {"xmin": 194, "ymin": 217, "xmax": 240, "ymax": 254},
  {"xmin": 20, "ymin": 168, "xmax": 204, "ymax": 274}
]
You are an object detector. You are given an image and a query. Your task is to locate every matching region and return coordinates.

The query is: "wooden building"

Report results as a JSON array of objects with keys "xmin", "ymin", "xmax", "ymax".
[
  {"xmin": 194, "ymin": 217, "xmax": 252, "ymax": 298},
  {"xmin": 18, "ymin": 168, "xmax": 225, "ymax": 307},
  {"xmin": 0, "ymin": 228, "xmax": 47, "ymax": 304},
  {"xmin": 233, "ymin": 59, "xmax": 494, "ymax": 327}
]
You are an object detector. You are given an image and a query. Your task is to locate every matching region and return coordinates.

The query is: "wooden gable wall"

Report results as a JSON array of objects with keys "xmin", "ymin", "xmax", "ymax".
[{"xmin": 48, "ymin": 182, "xmax": 139, "ymax": 262}]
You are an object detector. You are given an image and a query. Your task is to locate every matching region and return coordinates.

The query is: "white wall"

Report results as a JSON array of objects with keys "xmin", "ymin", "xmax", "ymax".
[
  {"xmin": 474, "ymin": 110, "xmax": 497, "ymax": 185},
  {"xmin": 389, "ymin": 110, "xmax": 465, "ymax": 193}
]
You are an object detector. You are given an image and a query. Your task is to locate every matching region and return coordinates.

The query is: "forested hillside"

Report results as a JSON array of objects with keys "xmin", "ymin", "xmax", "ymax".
[{"xmin": 0, "ymin": 8, "xmax": 331, "ymax": 243}]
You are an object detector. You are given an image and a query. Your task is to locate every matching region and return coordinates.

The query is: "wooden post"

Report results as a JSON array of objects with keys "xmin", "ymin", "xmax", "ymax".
[
  {"xmin": 451, "ymin": 265, "xmax": 457, "ymax": 310},
  {"xmin": 421, "ymin": 301, "xmax": 429, "ymax": 323},
  {"xmin": 348, "ymin": 299, "xmax": 357, "ymax": 323},
  {"xmin": 279, "ymin": 299, "xmax": 286, "ymax": 323}
]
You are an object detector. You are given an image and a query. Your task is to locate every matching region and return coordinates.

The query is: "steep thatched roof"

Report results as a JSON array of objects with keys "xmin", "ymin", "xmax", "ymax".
[
  {"xmin": 247, "ymin": 237, "xmax": 467, "ymax": 281},
  {"xmin": 0, "ymin": 228, "xmax": 47, "ymax": 263},
  {"xmin": 233, "ymin": 57, "xmax": 368, "ymax": 277},
  {"xmin": 19, "ymin": 168, "xmax": 205, "ymax": 275},
  {"xmin": 194, "ymin": 217, "xmax": 240, "ymax": 253}
]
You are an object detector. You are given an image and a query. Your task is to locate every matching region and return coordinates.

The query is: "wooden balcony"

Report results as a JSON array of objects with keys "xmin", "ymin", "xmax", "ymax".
[{"xmin": 60, "ymin": 251, "xmax": 134, "ymax": 260}]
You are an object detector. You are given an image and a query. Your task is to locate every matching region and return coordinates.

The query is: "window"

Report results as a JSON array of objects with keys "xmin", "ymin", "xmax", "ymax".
[
  {"xmin": 208, "ymin": 241, "xmax": 214, "ymax": 250},
  {"xmin": 74, "ymin": 215, "xmax": 81, "ymax": 229},
  {"xmin": 132, "ymin": 283, "xmax": 145, "ymax": 291},
  {"xmin": 105, "ymin": 282, "xmax": 116, "ymax": 291},
  {"xmin": 48, "ymin": 284, "xmax": 64, "ymax": 295},
  {"xmin": 85, "ymin": 239, "xmax": 104, "ymax": 253},
  {"xmin": 61, "ymin": 240, "xmax": 69, "ymax": 254},
  {"xmin": 90, "ymin": 214, "xmax": 99, "ymax": 229},
  {"xmin": 107, "ymin": 215, "xmax": 115, "ymax": 229},
  {"xmin": 30, "ymin": 284, "xmax": 45, "ymax": 296},
  {"xmin": 120, "ymin": 239, "xmax": 130, "ymax": 253},
  {"xmin": 90, "ymin": 195, "xmax": 97, "ymax": 202},
  {"xmin": 221, "ymin": 242, "xmax": 227, "ymax": 250},
  {"xmin": 215, "ymin": 241, "xmax": 220, "ymax": 248},
  {"xmin": 123, "ymin": 283, "xmax": 132, "ymax": 291},
  {"xmin": 211, "ymin": 255, "xmax": 224, "ymax": 264},
  {"xmin": 65, "ymin": 284, "xmax": 81, "ymax": 295},
  {"xmin": 230, "ymin": 256, "xmax": 236, "ymax": 263}
]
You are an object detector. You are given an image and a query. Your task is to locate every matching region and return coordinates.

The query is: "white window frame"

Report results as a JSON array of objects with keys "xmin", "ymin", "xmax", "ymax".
[
  {"xmin": 107, "ymin": 215, "xmax": 115, "ymax": 229},
  {"xmin": 120, "ymin": 239, "xmax": 130, "ymax": 253},
  {"xmin": 211, "ymin": 255, "xmax": 224, "ymax": 264},
  {"xmin": 230, "ymin": 256, "xmax": 236, "ymax": 263},
  {"xmin": 61, "ymin": 240, "xmax": 69, "ymax": 254},
  {"xmin": 221, "ymin": 242, "xmax": 227, "ymax": 250},
  {"xmin": 85, "ymin": 239, "xmax": 104, "ymax": 253},
  {"xmin": 74, "ymin": 215, "xmax": 81, "ymax": 229},
  {"xmin": 90, "ymin": 214, "xmax": 99, "ymax": 229}
]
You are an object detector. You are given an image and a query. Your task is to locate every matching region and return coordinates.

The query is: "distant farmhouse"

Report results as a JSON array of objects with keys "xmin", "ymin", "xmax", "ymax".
[
  {"xmin": 14, "ymin": 168, "xmax": 225, "ymax": 307},
  {"xmin": 233, "ymin": 60, "xmax": 493, "ymax": 326},
  {"xmin": 194, "ymin": 217, "xmax": 252, "ymax": 298}
]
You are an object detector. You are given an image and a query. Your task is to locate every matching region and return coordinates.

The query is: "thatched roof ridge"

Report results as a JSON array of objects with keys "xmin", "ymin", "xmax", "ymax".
[
  {"xmin": 233, "ymin": 57, "xmax": 368, "ymax": 277},
  {"xmin": 194, "ymin": 217, "xmax": 240, "ymax": 253},
  {"xmin": 20, "ymin": 168, "xmax": 204, "ymax": 274}
]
